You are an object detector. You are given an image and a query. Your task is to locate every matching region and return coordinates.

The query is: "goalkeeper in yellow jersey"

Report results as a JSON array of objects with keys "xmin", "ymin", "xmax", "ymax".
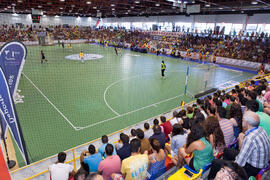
[{"xmin": 80, "ymin": 50, "xmax": 84, "ymax": 63}]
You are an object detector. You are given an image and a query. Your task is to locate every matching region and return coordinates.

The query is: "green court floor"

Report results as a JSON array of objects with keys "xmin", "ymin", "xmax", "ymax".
[{"xmin": 14, "ymin": 43, "xmax": 254, "ymax": 165}]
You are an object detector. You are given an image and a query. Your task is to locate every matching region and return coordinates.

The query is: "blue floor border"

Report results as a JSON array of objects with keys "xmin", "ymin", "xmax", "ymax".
[{"xmin": 91, "ymin": 43, "xmax": 257, "ymax": 75}]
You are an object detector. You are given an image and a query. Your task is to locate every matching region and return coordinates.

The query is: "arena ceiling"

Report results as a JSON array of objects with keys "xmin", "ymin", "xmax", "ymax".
[{"xmin": 0, "ymin": 0, "xmax": 270, "ymax": 18}]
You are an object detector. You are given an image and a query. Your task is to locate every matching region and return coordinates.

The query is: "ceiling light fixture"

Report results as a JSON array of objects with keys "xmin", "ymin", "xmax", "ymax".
[
  {"xmin": 192, "ymin": 0, "xmax": 195, "ymax": 3},
  {"xmin": 134, "ymin": 0, "xmax": 140, "ymax": 4},
  {"xmin": 93, "ymin": 6, "xmax": 97, "ymax": 9},
  {"xmin": 155, "ymin": 3, "xmax": 160, "ymax": 6},
  {"xmin": 205, "ymin": 4, "xmax": 210, "ymax": 7},
  {"xmin": 232, "ymin": 9, "xmax": 236, "ymax": 11},
  {"xmin": 251, "ymin": 1, "xmax": 258, "ymax": 5},
  {"xmin": 86, "ymin": 1, "xmax": 91, "ymax": 4},
  {"xmin": 111, "ymin": 4, "xmax": 115, "ymax": 7},
  {"xmin": 219, "ymin": 7, "xmax": 223, "ymax": 10}
]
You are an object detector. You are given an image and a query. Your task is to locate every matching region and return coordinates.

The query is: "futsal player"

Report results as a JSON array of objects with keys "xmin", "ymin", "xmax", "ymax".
[
  {"xmin": 80, "ymin": 51, "xmax": 84, "ymax": 63},
  {"xmin": 114, "ymin": 47, "xmax": 118, "ymax": 56},
  {"xmin": 118, "ymin": 47, "xmax": 122, "ymax": 56},
  {"xmin": 41, "ymin": 50, "xmax": 47, "ymax": 64},
  {"xmin": 161, "ymin": 60, "xmax": 166, "ymax": 78}
]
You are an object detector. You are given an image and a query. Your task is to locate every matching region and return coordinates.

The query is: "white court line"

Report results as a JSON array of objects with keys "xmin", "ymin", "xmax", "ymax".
[
  {"xmin": 103, "ymin": 70, "xmax": 185, "ymax": 117},
  {"xmin": 103, "ymin": 75, "xmax": 139, "ymax": 116},
  {"xmin": 76, "ymin": 93, "xmax": 185, "ymax": 130},
  {"xmin": 22, "ymin": 73, "xmax": 77, "ymax": 130}
]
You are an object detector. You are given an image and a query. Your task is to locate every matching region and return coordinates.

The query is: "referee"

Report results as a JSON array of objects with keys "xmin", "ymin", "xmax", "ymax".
[{"xmin": 161, "ymin": 60, "xmax": 166, "ymax": 78}]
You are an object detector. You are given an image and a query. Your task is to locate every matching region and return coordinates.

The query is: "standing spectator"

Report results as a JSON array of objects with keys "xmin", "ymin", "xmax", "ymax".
[
  {"xmin": 147, "ymin": 138, "xmax": 166, "ymax": 180},
  {"xmin": 136, "ymin": 128, "xmax": 151, "ymax": 154},
  {"xmin": 160, "ymin": 116, "xmax": 172, "ymax": 141},
  {"xmin": 204, "ymin": 116, "xmax": 226, "ymax": 155},
  {"xmin": 116, "ymin": 133, "xmax": 131, "ymax": 160},
  {"xmin": 208, "ymin": 111, "xmax": 270, "ymax": 178},
  {"xmin": 117, "ymin": 139, "xmax": 149, "ymax": 180},
  {"xmin": 149, "ymin": 125, "xmax": 166, "ymax": 149},
  {"xmin": 216, "ymin": 107, "xmax": 234, "ymax": 146},
  {"xmin": 49, "ymin": 152, "xmax": 75, "ymax": 180},
  {"xmin": 98, "ymin": 135, "xmax": 117, "ymax": 158},
  {"xmin": 144, "ymin": 122, "xmax": 152, "ymax": 139},
  {"xmin": 98, "ymin": 144, "xmax": 121, "ymax": 180},
  {"xmin": 81, "ymin": 145, "xmax": 103, "ymax": 173}
]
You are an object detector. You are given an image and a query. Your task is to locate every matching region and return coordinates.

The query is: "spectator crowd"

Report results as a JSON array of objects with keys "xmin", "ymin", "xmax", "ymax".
[
  {"xmin": 49, "ymin": 77, "xmax": 270, "ymax": 180},
  {"xmin": 0, "ymin": 24, "xmax": 270, "ymax": 63}
]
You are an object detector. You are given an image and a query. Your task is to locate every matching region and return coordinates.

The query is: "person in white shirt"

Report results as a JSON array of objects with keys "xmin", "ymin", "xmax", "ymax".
[
  {"xmin": 170, "ymin": 111, "xmax": 182, "ymax": 126},
  {"xmin": 49, "ymin": 152, "xmax": 75, "ymax": 180}
]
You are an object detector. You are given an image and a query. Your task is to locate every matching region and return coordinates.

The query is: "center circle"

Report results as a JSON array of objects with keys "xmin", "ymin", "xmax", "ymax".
[{"xmin": 65, "ymin": 54, "xmax": 104, "ymax": 61}]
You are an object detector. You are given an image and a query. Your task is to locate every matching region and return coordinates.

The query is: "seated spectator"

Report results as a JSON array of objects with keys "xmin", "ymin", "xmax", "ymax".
[
  {"xmin": 98, "ymin": 135, "xmax": 117, "ymax": 158},
  {"xmin": 204, "ymin": 116, "xmax": 226, "ymax": 155},
  {"xmin": 247, "ymin": 91, "xmax": 263, "ymax": 112},
  {"xmin": 226, "ymin": 96, "xmax": 236, "ymax": 118},
  {"xmin": 178, "ymin": 123, "xmax": 213, "ymax": 171},
  {"xmin": 228, "ymin": 103, "xmax": 243, "ymax": 138},
  {"xmin": 214, "ymin": 161, "xmax": 248, "ymax": 180},
  {"xmin": 147, "ymin": 138, "xmax": 166, "ymax": 180},
  {"xmin": 160, "ymin": 116, "xmax": 172, "ymax": 141},
  {"xmin": 98, "ymin": 144, "xmax": 121, "ymax": 180},
  {"xmin": 74, "ymin": 170, "xmax": 88, "ymax": 180},
  {"xmin": 208, "ymin": 111, "xmax": 270, "ymax": 178},
  {"xmin": 179, "ymin": 109, "xmax": 190, "ymax": 129},
  {"xmin": 207, "ymin": 106, "xmax": 216, "ymax": 117},
  {"xmin": 129, "ymin": 129, "xmax": 137, "ymax": 140},
  {"xmin": 144, "ymin": 122, "xmax": 152, "ymax": 139},
  {"xmin": 49, "ymin": 152, "xmax": 75, "ymax": 180},
  {"xmin": 81, "ymin": 145, "xmax": 102, "ymax": 173},
  {"xmin": 153, "ymin": 119, "xmax": 164, "ymax": 132},
  {"xmin": 136, "ymin": 128, "xmax": 151, "ymax": 154},
  {"xmin": 186, "ymin": 106, "xmax": 194, "ymax": 119},
  {"xmin": 170, "ymin": 111, "xmax": 181, "ymax": 126},
  {"xmin": 216, "ymin": 106, "xmax": 234, "ymax": 146},
  {"xmin": 149, "ymin": 125, "xmax": 166, "ymax": 149},
  {"xmin": 166, "ymin": 124, "xmax": 187, "ymax": 165},
  {"xmin": 86, "ymin": 173, "xmax": 104, "ymax": 180},
  {"xmin": 113, "ymin": 139, "xmax": 148, "ymax": 180},
  {"xmin": 246, "ymin": 100, "xmax": 270, "ymax": 137},
  {"xmin": 264, "ymin": 85, "xmax": 270, "ymax": 104},
  {"xmin": 116, "ymin": 133, "xmax": 131, "ymax": 160}
]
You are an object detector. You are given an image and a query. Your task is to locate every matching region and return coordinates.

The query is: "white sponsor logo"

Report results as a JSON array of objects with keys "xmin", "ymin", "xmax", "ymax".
[{"xmin": 65, "ymin": 54, "xmax": 104, "ymax": 61}]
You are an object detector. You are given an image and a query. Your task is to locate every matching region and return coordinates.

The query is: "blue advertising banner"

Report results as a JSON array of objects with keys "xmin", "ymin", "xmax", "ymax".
[
  {"xmin": 0, "ymin": 41, "xmax": 27, "ymax": 98},
  {"xmin": 0, "ymin": 41, "xmax": 29, "ymax": 164}
]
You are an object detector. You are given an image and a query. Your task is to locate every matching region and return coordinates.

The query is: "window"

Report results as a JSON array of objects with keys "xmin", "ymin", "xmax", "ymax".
[
  {"xmin": 216, "ymin": 23, "xmax": 232, "ymax": 35},
  {"xmin": 194, "ymin": 23, "xmax": 207, "ymax": 33},
  {"xmin": 246, "ymin": 24, "xmax": 257, "ymax": 33},
  {"xmin": 231, "ymin": 24, "xmax": 243, "ymax": 35}
]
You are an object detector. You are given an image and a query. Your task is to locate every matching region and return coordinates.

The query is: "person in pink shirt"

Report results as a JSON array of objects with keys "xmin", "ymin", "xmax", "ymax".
[
  {"xmin": 264, "ymin": 86, "xmax": 270, "ymax": 104},
  {"xmin": 98, "ymin": 144, "xmax": 121, "ymax": 180}
]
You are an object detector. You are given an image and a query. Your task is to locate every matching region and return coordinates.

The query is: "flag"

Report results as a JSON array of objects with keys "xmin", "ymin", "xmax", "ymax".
[
  {"xmin": 0, "ymin": 41, "xmax": 29, "ymax": 164},
  {"xmin": 96, "ymin": 19, "xmax": 101, "ymax": 27},
  {"xmin": 181, "ymin": 101, "xmax": 185, "ymax": 107}
]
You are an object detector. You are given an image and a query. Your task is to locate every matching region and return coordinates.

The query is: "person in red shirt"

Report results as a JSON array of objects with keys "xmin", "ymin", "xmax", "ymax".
[{"xmin": 160, "ymin": 116, "xmax": 172, "ymax": 142}]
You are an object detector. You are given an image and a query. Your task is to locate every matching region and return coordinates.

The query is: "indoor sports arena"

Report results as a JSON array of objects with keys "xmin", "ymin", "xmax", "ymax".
[{"xmin": 0, "ymin": 0, "xmax": 270, "ymax": 180}]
